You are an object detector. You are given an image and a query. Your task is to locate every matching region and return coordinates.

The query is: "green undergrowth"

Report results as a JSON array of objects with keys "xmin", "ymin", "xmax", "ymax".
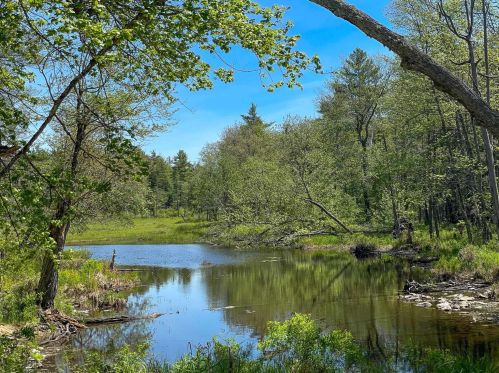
[
  {"xmin": 299, "ymin": 228, "xmax": 499, "ymax": 283},
  {"xmin": 0, "ymin": 249, "xmax": 136, "ymax": 324},
  {"xmin": 66, "ymin": 313, "xmax": 496, "ymax": 373},
  {"xmin": 432, "ymin": 243, "xmax": 499, "ymax": 281},
  {"xmin": 0, "ymin": 331, "xmax": 43, "ymax": 372},
  {"xmin": 56, "ymin": 249, "xmax": 138, "ymax": 315},
  {"xmin": 300, "ymin": 232, "xmax": 396, "ymax": 250},
  {"xmin": 67, "ymin": 217, "xmax": 211, "ymax": 245}
]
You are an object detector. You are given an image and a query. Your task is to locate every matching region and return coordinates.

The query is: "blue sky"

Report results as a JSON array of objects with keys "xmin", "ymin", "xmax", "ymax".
[{"xmin": 144, "ymin": 0, "xmax": 392, "ymax": 161}]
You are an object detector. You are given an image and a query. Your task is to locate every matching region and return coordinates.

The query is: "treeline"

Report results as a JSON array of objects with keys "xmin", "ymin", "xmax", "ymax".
[{"xmin": 170, "ymin": 0, "xmax": 499, "ymax": 243}]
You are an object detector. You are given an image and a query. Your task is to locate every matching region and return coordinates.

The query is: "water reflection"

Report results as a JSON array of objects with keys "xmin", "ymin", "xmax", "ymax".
[{"xmin": 59, "ymin": 245, "xmax": 499, "ymax": 366}]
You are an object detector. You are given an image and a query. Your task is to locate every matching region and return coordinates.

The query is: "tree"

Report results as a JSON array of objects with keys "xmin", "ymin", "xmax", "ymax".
[
  {"xmin": 147, "ymin": 152, "xmax": 173, "ymax": 216},
  {"xmin": 309, "ymin": 0, "xmax": 499, "ymax": 136},
  {"xmin": 320, "ymin": 49, "xmax": 385, "ymax": 221},
  {"xmin": 0, "ymin": 1, "xmax": 320, "ymax": 179},
  {"xmin": 172, "ymin": 150, "xmax": 192, "ymax": 217},
  {"xmin": 1, "ymin": 0, "xmax": 321, "ymax": 309},
  {"xmin": 36, "ymin": 84, "xmax": 156, "ymax": 309}
]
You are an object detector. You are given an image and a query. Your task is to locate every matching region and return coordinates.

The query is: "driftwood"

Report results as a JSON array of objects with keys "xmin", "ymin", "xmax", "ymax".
[
  {"xmin": 82, "ymin": 312, "xmax": 164, "ymax": 325},
  {"xmin": 116, "ymin": 268, "xmax": 148, "ymax": 272},
  {"xmin": 39, "ymin": 310, "xmax": 87, "ymax": 345},
  {"xmin": 109, "ymin": 249, "xmax": 116, "ymax": 270},
  {"xmin": 403, "ymin": 279, "xmax": 491, "ymax": 294},
  {"xmin": 39, "ymin": 310, "xmax": 163, "ymax": 345},
  {"xmin": 309, "ymin": 0, "xmax": 499, "ymax": 137}
]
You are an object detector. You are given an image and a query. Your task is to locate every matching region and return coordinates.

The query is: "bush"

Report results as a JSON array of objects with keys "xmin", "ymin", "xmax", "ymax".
[
  {"xmin": 0, "ymin": 284, "xmax": 38, "ymax": 324},
  {"xmin": 170, "ymin": 339, "xmax": 257, "ymax": 373},
  {"xmin": 72, "ymin": 344, "xmax": 149, "ymax": 373},
  {"xmin": 258, "ymin": 313, "xmax": 362, "ymax": 372},
  {"xmin": 0, "ymin": 334, "xmax": 42, "ymax": 372}
]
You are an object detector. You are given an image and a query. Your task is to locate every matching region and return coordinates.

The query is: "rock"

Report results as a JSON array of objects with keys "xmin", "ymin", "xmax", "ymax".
[
  {"xmin": 459, "ymin": 301, "xmax": 470, "ymax": 308},
  {"xmin": 404, "ymin": 280, "xmax": 430, "ymax": 293},
  {"xmin": 452, "ymin": 294, "xmax": 474, "ymax": 301},
  {"xmin": 416, "ymin": 301, "xmax": 432, "ymax": 308},
  {"xmin": 437, "ymin": 300, "xmax": 452, "ymax": 311}
]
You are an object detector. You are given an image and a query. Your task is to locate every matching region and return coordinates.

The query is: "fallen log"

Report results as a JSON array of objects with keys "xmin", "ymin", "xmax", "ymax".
[
  {"xmin": 81, "ymin": 312, "xmax": 164, "ymax": 325},
  {"xmin": 115, "ymin": 268, "xmax": 148, "ymax": 272},
  {"xmin": 305, "ymin": 199, "xmax": 352, "ymax": 233}
]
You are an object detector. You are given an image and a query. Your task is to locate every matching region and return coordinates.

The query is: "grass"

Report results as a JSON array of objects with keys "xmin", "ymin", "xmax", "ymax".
[
  {"xmin": 67, "ymin": 216, "xmax": 211, "ymax": 245},
  {"xmin": 300, "ymin": 232, "xmax": 396, "ymax": 250},
  {"xmin": 56, "ymin": 249, "xmax": 139, "ymax": 314},
  {"xmin": 300, "ymin": 227, "xmax": 499, "ymax": 282}
]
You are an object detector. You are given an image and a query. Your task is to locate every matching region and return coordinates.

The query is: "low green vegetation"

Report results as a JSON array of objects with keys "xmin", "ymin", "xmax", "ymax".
[
  {"xmin": 301, "ymin": 228, "xmax": 499, "ymax": 283},
  {"xmin": 0, "ymin": 332, "xmax": 43, "ymax": 373},
  {"xmin": 0, "ymin": 249, "xmax": 136, "ymax": 324},
  {"xmin": 432, "ymin": 243, "xmax": 499, "ymax": 282},
  {"xmin": 56, "ymin": 250, "xmax": 138, "ymax": 314},
  {"xmin": 66, "ymin": 314, "xmax": 496, "ymax": 373},
  {"xmin": 67, "ymin": 217, "xmax": 210, "ymax": 245}
]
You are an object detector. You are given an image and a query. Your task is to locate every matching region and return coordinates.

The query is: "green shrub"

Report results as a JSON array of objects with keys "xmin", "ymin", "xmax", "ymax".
[
  {"xmin": 68, "ymin": 314, "xmax": 496, "ymax": 373},
  {"xmin": 0, "ymin": 285, "xmax": 38, "ymax": 323},
  {"xmin": 405, "ymin": 345, "xmax": 496, "ymax": 373},
  {"xmin": 258, "ymin": 313, "xmax": 362, "ymax": 372},
  {"xmin": 72, "ymin": 344, "xmax": 149, "ymax": 373},
  {"xmin": 170, "ymin": 339, "xmax": 257, "ymax": 373},
  {"xmin": 0, "ymin": 334, "xmax": 42, "ymax": 372}
]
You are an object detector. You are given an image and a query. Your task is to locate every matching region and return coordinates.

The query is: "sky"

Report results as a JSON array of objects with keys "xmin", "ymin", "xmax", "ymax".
[{"xmin": 143, "ymin": 0, "xmax": 393, "ymax": 161}]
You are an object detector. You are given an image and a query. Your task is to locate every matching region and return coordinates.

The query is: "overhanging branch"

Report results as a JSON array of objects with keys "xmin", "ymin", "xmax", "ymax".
[{"xmin": 309, "ymin": 0, "xmax": 499, "ymax": 136}]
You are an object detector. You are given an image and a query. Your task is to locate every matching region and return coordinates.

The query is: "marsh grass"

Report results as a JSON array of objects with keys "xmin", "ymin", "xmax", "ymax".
[
  {"xmin": 57, "ymin": 249, "xmax": 138, "ymax": 313},
  {"xmin": 300, "ymin": 232, "xmax": 397, "ymax": 250},
  {"xmin": 67, "ymin": 217, "xmax": 211, "ymax": 245}
]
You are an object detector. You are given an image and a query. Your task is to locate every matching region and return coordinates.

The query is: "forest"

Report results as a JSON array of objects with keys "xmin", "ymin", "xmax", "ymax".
[{"xmin": 0, "ymin": 0, "xmax": 498, "ymax": 372}]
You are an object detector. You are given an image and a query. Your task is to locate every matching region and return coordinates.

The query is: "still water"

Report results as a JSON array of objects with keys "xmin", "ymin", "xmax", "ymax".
[{"xmin": 56, "ymin": 244, "xmax": 499, "ymax": 366}]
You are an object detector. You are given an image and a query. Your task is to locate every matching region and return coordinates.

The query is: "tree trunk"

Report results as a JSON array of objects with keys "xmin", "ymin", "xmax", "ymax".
[
  {"xmin": 456, "ymin": 188, "xmax": 473, "ymax": 242},
  {"xmin": 37, "ymin": 91, "xmax": 86, "ymax": 309},
  {"xmin": 309, "ymin": 0, "xmax": 499, "ymax": 136},
  {"xmin": 38, "ymin": 203, "xmax": 70, "ymax": 309},
  {"xmin": 481, "ymin": 0, "xmax": 499, "ymax": 238},
  {"xmin": 432, "ymin": 198, "xmax": 440, "ymax": 239},
  {"xmin": 361, "ymin": 144, "xmax": 371, "ymax": 222},
  {"xmin": 427, "ymin": 200, "xmax": 434, "ymax": 239},
  {"xmin": 305, "ymin": 199, "xmax": 352, "ymax": 233},
  {"xmin": 381, "ymin": 134, "xmax": 399, "ymax": 229}
]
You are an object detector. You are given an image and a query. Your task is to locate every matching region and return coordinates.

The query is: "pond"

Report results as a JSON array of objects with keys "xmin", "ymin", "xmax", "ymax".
[{"xmin": 53, "ymin": 244, "xmax": 499, "ymax": 368}]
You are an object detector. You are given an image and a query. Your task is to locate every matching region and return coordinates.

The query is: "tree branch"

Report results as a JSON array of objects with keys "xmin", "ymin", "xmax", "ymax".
[{"xmin": 309, "ymin": 0, "xmax": 499, "ymax": 136}]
